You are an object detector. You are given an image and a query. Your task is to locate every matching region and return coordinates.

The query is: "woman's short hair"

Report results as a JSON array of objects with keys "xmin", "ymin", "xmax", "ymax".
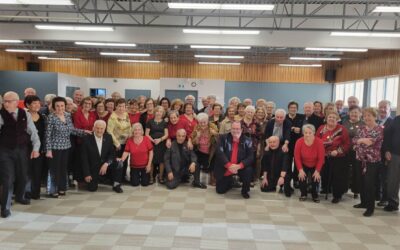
[
  {"xmin": 183, "ymin": 102, "xmax": 193, "ymax": 112},
  {"xmin": 128, "ymin": 99, "xmax": 138, "ymax": 106},
  {"xmin": 105, "ymin": 98, "xmax": 115, "ymax": 105},
  {"xmin": 131, "ymin": 122, "xmax": 144, "ymax": 134},
  {"xmin": 244, "ymin": 105, "xmax": 255, "ymax": 113},
  {"xmin": 237, "ymin": 103, "xmax": 246, "ymax": 110},
  {"xmin": 196, "ymin": 112, "xmax": 209, "ymax": 122},
  {"xmin": 171, "ymin": 98, "xmax": 184, "ymax": 109},
  {"xmin": 44, "ymin": 94, "xmax": 56, "ymax": 104},
  {"xmin": 159, "ymin": 97, "xmax": 171, "ymax": 107},
  {"xmin": 326, "ymin": 111, "xmax": 340, "ymax": 120},
  {"xmin": 94, "ymin": 99, "xmax": 106, "ymax": 109},
  {"xmin": 80, "ymin": 96, "xmax": 93, "ymax": 106},
  {"xmin": 349, "ymin": 105, "xmax": 362, "ymax": 113},
  {"xmin": 228, "ymin": 96, "xmax": 241, "ymax": 105},
  {"xmin": 302, "ymin": 124, "xmax": 316, "ymax": 134},
  {"xmin": 212, "ymin": 103, "xmax": 223, "ymax": 110},
  {"xmin": 52, "ymin": 96, "xmax": 67, "ymax": 109},
  {"xmin": 144, "ymin": 98, "xmax": 155, "ymax": 107},
  {"xmin": 154, "ymin": 105, "xmax": 165, "ymax": 116},
  {"xmin": 168, "ymin": 110, "xmax": 179, "ymax": 118},
  {"xmin": 24, "ymin": 95, "xmax": 41, "ymax": 107},
  {"xmin": 363, "ymin": 107, "xmax": 378, "ymax": 118},
  {"xmin": 115, "ymin": 98, "xmax": 126, "ymax": 107}
]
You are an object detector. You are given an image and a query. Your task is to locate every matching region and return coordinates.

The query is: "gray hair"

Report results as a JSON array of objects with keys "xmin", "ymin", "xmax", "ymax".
[
  {"xmin": 44, "ymin": 94, "xmax": 56, "ymax": 104},
  {"xmin": 228, "ymin": 96, "xmax": 241, "ymax": 105},
  {"xmin": 207, "ymin": 95, "xmax": 216, "ymax": 101},
  {"xmin": 131, "ymin": 122, "xmax": 144, "ymax": 134},
  {"xmin": 303, "ymin": 101, "xmax": 314, "ymax": 108},
  {"xmin": 3, "ymin": 91, "xmax": 19, "ymax": 101},
  {"xmin": 196, "ymin": 112, "xmax": 209, "ymax": 122},
  {"xmin": 94, "ymin": 120, "xmax": 107, "ymax": 128},
  {"xmin": 185, "ymin": 95, "xmax": 195, "ymax": 101},
  {"xmin": 168, "ymin": 110, "xmax": 179, "ymax": 118},
  {"xmin": 244, "ymin": 105, "xmax": 255, "ymax": 113},
  {"xmin": 65, "ymin": 97, "xmax": 73, "ymax": 103},
  {"xmin": 266, "ymin": 101, "xmax": 276, "ymax": 109},
  {"xmin": 302, "ymin": 124, "xmax": 316, "ymax": 134},
  {"xmin": 275, "ymin": 108, "xmax": 286, "ymax": 117},
  {"xmin": 378, "ymin": 100, "xmax": 391, "ymax": 107},
  {"xmin": 176, "ymin": 128, "xmax": 187, "ymax": 136}
]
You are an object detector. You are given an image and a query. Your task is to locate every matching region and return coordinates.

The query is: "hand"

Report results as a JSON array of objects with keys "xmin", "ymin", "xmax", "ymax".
[
  {"xmin": 187, "ymin": 141, "xmax": 194, "ymax": 150},
  {"xmin": 116, "ymin": 145, "xmax": 121, "ymax": 151},
  {"xmin": 312, "ymin": 171, "xmax": 321, "ymax": 182},
  {"xmin": 84, "ymin": 130, "xmax": 92, "ymax": 134},
  {"xmin": 155, "ymin": 138, "xmax": 162, "ymax": 145},
  {"xmin": 264, "ymin": 140, "xmax": 270, "ymax": 151},
  {"xmin": 282, "ymin": 143, "xmax": 289, "ymax": 153},
  {"xmin": 189, "ymin": 163, "xmax": 196, "ymax": 173},
  {"xmin": 330, "ymin": 150, "xmax": 338, "ymax": 157},
  {"xmin": 99, "ymin": 163, "xmax": 108, "ymax": 175},
  {"xmin": 277, "ymin": 176, "xmax": 285, "ymax": 186},
  {"xmin": 166, "ymin": 139, "xmax": 172, "ymax": 148},
  {"xmin": 293, "ymin": 127, "xmax": 301, "ymax": 134},
  {"xmin": 116, "ymin": 158, "xmax": 122, "ymax": 162},
  {"xmin": 261, "ymin": 177, "xmax": 268, "ymax": 188},
  {"xmin": 364, "ymin": 138, "xmax": 374, "ymax": 146},
  {"xmin": 298, "ymin": 169, "xmax": 306, "ymax": 181},
  {"xmin": 168, "ymin": 172, "xmax": 174, "ymax": 181},
  {"xmin": 229, "ymin": 164, "xmax": 240, "ymax": 174},
  {"xmin": 145, "ymin": 165, "xmax": 151, "ymax": 173},
  {"xmin": 386, "ymin": 152, "xmax": 392, "ymax": 162},
  {"xmin": 31, "ymin": 151, "xmax": 40, "ymax": 159},
  {"xmin": 85, "ymin": 176, "xmax": 92, "ymax": 183},
  {"xmin": 46, "ymin": 151, "xmax": 53, "ymax": 158}
]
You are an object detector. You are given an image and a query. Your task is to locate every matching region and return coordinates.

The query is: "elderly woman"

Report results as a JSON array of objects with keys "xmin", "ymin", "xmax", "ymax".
[
  {"xmin": 145, "ymin": 106, "xmax": 168, "ymax": 184},
  {"xmin": 210, "ymin": 103, "xmax": 224, "ymax": 128},
  {"xmin": 313, "ymin": 101, "xmax": 324, "ymax": 118},
  {"xmin": 255, "ymin": 106, "xmax": 268, "ymax": 180},
  {"xmin": 265, "ymin": 101, "xmax": 276, "ymax": 121},
  {"xmin": 228, "ymin": 96, "xmax": 241, "ymax": 108},
  {"xmin": 256, "ymin": 98, "xmax": 267, "ymax": 109},
  {"xmin": 234, "ymin": 103, "xmax": 246, "ymax": 121},
  {"xmin": 171, "ymin": 98, "xmax": 184, "ymax": 115},
  {"xmin": 65, "ymin": 97, "xmax": 77, "ymax": 114},
  {"xmin": 119, "ymin": 123, "xmax": 153, "ymax": 186},
  {"xmin": 128, "ymin": 99, "xmax": 141, "ymax": 124},
  {"xmin": 107, "ymin": 98, "xmax": 132, "ymax": 183},
  {"xmin": 180, "ymin": 103, "xmax": 197, "ymax": 136},
  {"xmin": 316, "ymin": 111, "xmax": 350, "ymax": 203},
  {"xmin": 219, "ymin": 106, "xmax": 236, "ymax": 135},
  {"xmin": 295, "ymin": 124, "xmax": 325, "ymax": 202},
  {"xmin": 192, "ymin": 112, "xmax": 218, "ymax": 186},
  {"xmin": 167, "ymin": 110, "xmax": 191, "ymax": 147},
  {"xmin": 140, "ymin": 98, "xmax": 155, "ymax": 129},
  {"xmin": 352, "ymin": 108, "xmax": 384, "ymax": 217},
  {"xmin": 159, "ymin": 97, "xmax": 171, "ymax": 114},
  {"xmin": 323, "ymin": 102, "xmax": 337, "ymax": 122},
  {"xmin": 105, "ymin": 98, "xmax": 115, "ymax": 113},
  {"xmin": 94, "ymin": 99, "xmax": 111, "ymax": 123},
  {"xmin": 46, "ymin": 97, "xmax": 91, "ymax": 198},
  {"xmin": 342, "ymin": 106, "xmax": 364, "ymax": 198},
  {"xmin": 241, "ymin": 106, "xmax": 259, "ymax": 180}
]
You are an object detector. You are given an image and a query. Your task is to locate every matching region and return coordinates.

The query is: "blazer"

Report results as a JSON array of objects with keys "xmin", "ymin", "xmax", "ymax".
[
  {"xmin": 164, "ymin": 140, "xmax": 197, "ymax": 174},
  {"xmin": 81, "ymin": 133, "xmax": 115, "ymax": 178},
  {"xmin": 214, "ymin": 133, "xmax": 254, "ymax": 181},
  {"xmin": 264, "ymin": 118, "xmax": 292, "ymax": 145}
]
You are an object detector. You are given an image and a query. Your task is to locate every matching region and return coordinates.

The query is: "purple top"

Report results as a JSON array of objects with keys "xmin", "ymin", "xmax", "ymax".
[{"xmin": 353, "ymin": 125, "xmax": 384, "ymax": 164}]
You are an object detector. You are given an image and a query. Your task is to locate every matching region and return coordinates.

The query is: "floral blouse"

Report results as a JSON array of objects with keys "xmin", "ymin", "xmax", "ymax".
[
  {"xmin": 316, "ymin": 124, "xmax": 350, "ymax": 158},
  {"xmin": 241, "ymin": 119, "xmax": 260, "ymax": 151},
  {"xmin": 107, "ymin": 112, "xmax": 132, "ymax": 147},
  {"xmin": 353, "ymin": 125, "xmax": 384, "ymax": 164}
]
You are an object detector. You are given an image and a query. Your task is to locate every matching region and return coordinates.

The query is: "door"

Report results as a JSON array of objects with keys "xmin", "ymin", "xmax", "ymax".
[
  {"xmin": 165, "ymin": 89, "xmax": 198, "ymax": 108},
  {"xmin": 125, "ymin": 89, "xmax": 151, "ymax": 100}
]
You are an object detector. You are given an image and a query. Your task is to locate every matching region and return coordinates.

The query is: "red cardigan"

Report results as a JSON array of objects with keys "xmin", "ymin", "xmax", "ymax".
[
  {"xmin": 316, "ymin": 124, "xmax": 350, "ymax": 157},
  {"xmin": 294, "ymin": 137, "xmax": 325, "ymax": 172},
  {"xmin": 168, "ymin": 118, "xmax": 190, "ymax": 139},
  {"xmin": 73, "ymin": 108, "xmax": 96, "ymax": 144}
]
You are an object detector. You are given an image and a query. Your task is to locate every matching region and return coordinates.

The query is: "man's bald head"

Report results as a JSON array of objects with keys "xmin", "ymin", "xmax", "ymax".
[
  {"xmin": 176, "ymin": 128, "xmax": 187, "ymax": 144},
  {"xmin": 267, "ymin": 136, "xmax": 280, "ymax": 150}
]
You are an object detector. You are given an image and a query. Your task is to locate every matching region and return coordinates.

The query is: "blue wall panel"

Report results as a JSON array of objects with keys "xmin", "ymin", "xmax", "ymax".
[{"xmin": 225, "ymin": 81, "xmax": 333, "ymax": 110}]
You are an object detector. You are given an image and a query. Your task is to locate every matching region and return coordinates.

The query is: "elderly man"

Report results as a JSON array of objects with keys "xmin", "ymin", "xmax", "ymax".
[
  {"xmin": 261, "ymin": 136, "xmax": 290, "ymax": 195},
  {"xmin": 215, "ymin": 121, "xmax": 254, "ymax": 199},
  {"xmin": 73, "ymin": 89, "xmax": 84, "ymax": 106},
  {"xmin": 265, "ymin": 109, "xmax": 292, "ymax": 153},
  {"xmin": 265, "ymin": 101, "xmax": 276, "ymax": 120},
  {"xmin": 243, "ymin": 98, "xmax": 253, "ymax": 106},
  {"xmin": 199, "ymin": 97, "xmax": 209, "ymax": 113},
  {"xmin": 40, "ymin": 93, "xmax": 56, "ymax": 116},
  {"xmin": 81, "ymin": 120, "xmax": 123, "ymax": 193},
  {"xmin": 164, "ymin": 129, "xmax": 206, "ymax": 189},
  {"xmin": 185, "ymin": 94, "xmax": 198, "ymax": 113},
  {"xmin": 0, "ymin": 91, "xmax": 40, "ymax": 218},
  {"xmin": 18, "ymin": 87, "xmax": 37, "ymax": 109},
  {"xmin": 302, "ymin": 102, "xmax": 324, "ymax": 131},
  {"xmin": 111, "ymin": 92, "xmax": 122, "ymax": 100}
]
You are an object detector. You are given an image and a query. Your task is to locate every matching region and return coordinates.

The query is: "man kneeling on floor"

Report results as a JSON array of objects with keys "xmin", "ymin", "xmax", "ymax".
[
  {"xmin": 260, "ymin": 136, "xmax": 290, "ymax": 196},
  {"xmin": 214, "ymin": 121, "xmax": 254, "ymax": 199},
  {"xmin": 82, "ymin": 120, "xmax": 123, "ymax": 193},
  {"xmin": 164, "ymin": 128, "xmax": 207, "ymax": 189}
]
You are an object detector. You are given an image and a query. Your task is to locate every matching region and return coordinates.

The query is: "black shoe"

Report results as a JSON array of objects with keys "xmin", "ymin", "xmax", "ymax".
[
  {"xmin": 299, "ymin": 196, "xmax": 307, "ymax": 201},
  {"xmin": 58, "ymin": 191, "xmax": 66, "ymax": 196},
  {"xmin": 377, "ymin": 201, "xmax": 388, "ymax": 207},
  {"xmin": 47, "ymin": 193, "xmax": 59, "ymax": 199},
  {"xmin": 363, "ymin": 210, "xmax": 374, "ymax": 217},
  {"xmin": 353, "ymin": 194, "xmax": 359, "ymax": 199},
  {"xmin": 353, "ymin": 203, "xmax": 366, "ymax": 209},
  {"xmin": 294, "ymin": 181, "xmax": 300, "ymax": 189},
  {"xmin": 241, "ymin": 192, "xmax": 250, "ymax": 199},
  {"xmin": 285, "ymin": 192, "xmax": 292, "ymax": 198},
  {"xmin": 331, "ymin": 198, "xmax": 341, "ymax": 204},
  {"xmin": 383, "ymin": 205, "xmax": 399, "ymax": 212},
  {"xmin": 313, "ymin": 198, "xmax": 320, "ymax": 203},
  {"xmin": 192, "ymin": 182, "xmax": 207, "ymax": 189},
  {"xmin": 16, "ymin": 199, "xmax": 30, "ymax": 205},
  {"xmin": 112, "ymin": 185, "xmax": 123, "ymax": 193},
  {"xmin": 1, "ymin": 210, "xmax": 11, "ymax": 218},
  {"xmin": 233, "ymin": 181, "xmax": 242, "ymax": 188}
]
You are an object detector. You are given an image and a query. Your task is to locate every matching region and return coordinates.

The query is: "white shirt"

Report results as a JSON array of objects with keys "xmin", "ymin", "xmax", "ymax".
[{"xmin": 94, "ymin": 135, "xmax": 103, "ymax": 155}]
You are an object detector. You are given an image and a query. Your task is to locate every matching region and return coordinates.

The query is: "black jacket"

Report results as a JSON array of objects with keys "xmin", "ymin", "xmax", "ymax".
[
  {"xmin": 264, "ymin": 118, "xmax": 292, "ymax": 145},
  {"xmin": 81, "ymin": 133, "xmax": 115, "ymax": 178},
  {"xmin": 286, "ymin": 113, "xmax": 305, "ymax": 150},
  {"xmin": 164, "ymin": 140, "xmax": 197, "ymax": 174},
  {"xmin": 214, "ymin": 133, "xmax": 254, "ymax": 181},
  {"xmin": 304, "ymin": 114, "xmax": 324, "ymax": 132},
  {"xmin": 383, "ymin": 116, "xmax": 400, "ymax": 155},
  {"xmin": 261, "ymin": 149, "xmax": 289, "ymax": 181}
]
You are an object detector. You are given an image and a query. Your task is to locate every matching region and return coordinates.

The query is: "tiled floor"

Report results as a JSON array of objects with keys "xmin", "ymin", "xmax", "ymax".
[{"xmin": 0, "ymin": 181, "xmax": 399, "ymax": 250}]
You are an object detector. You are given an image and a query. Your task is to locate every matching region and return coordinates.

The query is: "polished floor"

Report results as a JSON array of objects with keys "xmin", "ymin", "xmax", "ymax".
[{"xmin": 0, "ymin": 180, "xmax": 399, "ymax": 250}]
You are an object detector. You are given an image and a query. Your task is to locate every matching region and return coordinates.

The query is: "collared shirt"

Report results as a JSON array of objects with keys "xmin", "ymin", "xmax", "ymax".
[
  {"xmin": 272, "ymin": 123, "xmax": 283, "ymax": 140},
  {"xmin": 94, "ymin": 135, "xmax": 103, "ymax": 155},
  {"xmin": 0, "ymin": 108, "xmax": 41, "ymax": 151},
  {"xmin": 377, "ymin": 116, "xmax": 389, "ymax": 126}
]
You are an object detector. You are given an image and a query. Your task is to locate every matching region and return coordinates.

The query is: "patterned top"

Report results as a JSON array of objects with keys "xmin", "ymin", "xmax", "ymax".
[
  {"xmin": 45, "ymin": 112, "xmax": 86, "ymax": 151},
  {"xmin": 342, "ymin": 120, "xmax": 364, "ymax": 141},
  {"xmin": 316, "ymin": 124, "xmax": 350, "ymax": 158},
  {"xmin": 353, "ymin": 125, "xmax": 384, "ymax": 164},
  {"xmin": 241, "ymin": 119, "xmax": 259, "ymax": 151},
  {"xmin": 107, "ymin": 112, "xmax": 132, "ymax": 147}
]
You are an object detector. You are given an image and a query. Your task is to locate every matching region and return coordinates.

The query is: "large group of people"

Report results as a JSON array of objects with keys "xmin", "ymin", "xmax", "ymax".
[{"xmin": 0, "ymin": 88, "xmax": 399, "ymax": 219}]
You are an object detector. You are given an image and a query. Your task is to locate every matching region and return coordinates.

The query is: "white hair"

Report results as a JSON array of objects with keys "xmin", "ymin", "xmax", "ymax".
[
  {"xmin": 228, "ymin": 97, "xmax": 241, "ymax": 105},
  {"xmin": 266, "ymin": 101, "xmax": 276, "ymax": 109},
  {"xmin": 4, "ymin": 91, "xmax": 19, "ymax": 100},
  {"xmin": 243, "ymin": 98, "xmax": 253, "ymax": 104},
  {"xmin": 207, "ymin": 95, "xmax": 216, "ymax": 100},
  {"xmin": 94, "ymin": 120, "xmax": 107, "ymax": 128},
  {"xmin": 378, "ymin": 100, "xmax": 391, "ymax": 107},
  {"xmin": 244, "ymin": 105, "xmax": 255, "ymax": 113},
  {"xmin": 275, "ymin": 108, "xmax": 286, "ymax": 117},
  {"xmin": 65, "ymin": 97, "xmax": 73, "ymax": 103},
  {"xmin": 131, "ymin": 122, "xmax": 144, "ymax": 134},
  {"xmin": 303, "ymin": 101, "xmax": 314, "ymax": 108},
  {"xmin": 302, "ymin": 124, "xmax": 316, "ymax": 134},
  {"xmin": 196, "ymin": 112, "xmax": 209, "ymax": 122},
  {"xmin": 44, "ymin": 94, "xmax": 56, "ymax": 104},
  {"xmin": 185, "ymin": 95, "xmax": 195, "ymax": 101}
]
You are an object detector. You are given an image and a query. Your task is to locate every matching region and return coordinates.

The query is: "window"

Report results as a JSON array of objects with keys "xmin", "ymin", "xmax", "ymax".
[
  {"xmin": 334, "ymin": 80, "xmax": 364, "ymax": 107},
  {"xmin": 369, "ymin": 76, "xmax": 399, "ymax": 108}
]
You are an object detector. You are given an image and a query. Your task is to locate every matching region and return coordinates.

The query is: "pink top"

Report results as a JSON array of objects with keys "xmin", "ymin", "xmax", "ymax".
[{"xmin": 198, "ymin": 133, "xmax": 210, "ymax": 154}]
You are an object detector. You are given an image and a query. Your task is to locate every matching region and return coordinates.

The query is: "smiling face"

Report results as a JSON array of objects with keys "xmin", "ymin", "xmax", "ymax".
[
  {"xmin": 231, "ymin": 122, "xmax": 242, "ymax": 139},
  {"xmin": 256, "ymin": 109, "xmax": 266, "ymax": 120},
  {"xmin": 245, "ymin": 108, "xmax": 255, "ymax": 120},
  {"xmin": 54, "ymin": 101, "xmax": 65, "ymax": 115},
  {"xmin": 169, "ymin": 113, "xmax": 179, "ymax": 125},
  {"xmin": 349, "ymin": 109, "xmax": 361, "ymax": 122},
  {"xmin": 82, "ymin": 99, "xmax": 92, "ymax": 112},
  {"xmin": 133, "ymin": 125, "xmax": 143, "ymax": 137},
  {"xmin": 288, "ymin": 104, "xmax": 297, "ymax": 115},
  {"xmin": 378, "ymin": 102, "xmax": 390, "ymax": 119},
  {"xmin": 303, "ymin": 127, "xmax": 315, "ymax": 141},
  {"xmin": 116, "ymin": 103, "xmax": 126, "ymax": 114},
  {"xmin": 314, "ymin": 103, "xmax": 322, "ymax": 114},
  {"xmin": 94, "ymin": 122, "xmax": 106, "ymax": 137},
  {"xmin": 275, "ymin": 112, "xmax": 285, "ymax": 125},
  {"xmin": 27, "ymin": 100, "xmax": 41, "ymax": 113},
  {"xmin": 268, "ymin": 136, "xmax": 280, "ymax": 150},
  {"xmin": 2, "ymin": 92, "xmax": 18, "ymax": 112},
  {"xmin": 326, "ymin": 113, "xmax": 338, "ymax": 127}
]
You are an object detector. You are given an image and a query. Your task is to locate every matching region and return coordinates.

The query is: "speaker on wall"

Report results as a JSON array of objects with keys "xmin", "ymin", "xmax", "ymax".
[
  {"xmin": 325, "ymin": 69, "xmax": 336, "ymax": 82},
  {"xmin": 27, "ymin": 62, "xmax": 40, "ymax": 72}
]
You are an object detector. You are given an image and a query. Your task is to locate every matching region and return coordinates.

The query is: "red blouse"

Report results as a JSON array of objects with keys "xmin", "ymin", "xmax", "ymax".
[
  {"xmin": 95, "ymin": 112, "xmax": 111, "ymax": 124},
  {"xmin": 180, "ymin": 114, "xmax": 198, "ymax": 136},
  {"xmin": 316, "ymin": 124, "xmax": 350, "ymax": 158},
  {"xmin": 129, "ymin": 112, "xmax": 141, "ymax": 125},
  {"xmin": 294, "ymin": 137, "xmax": 325, "ymax": 172},
  {"xmin": 168, "ymin": 118, "xmax": 191, "ymax": 139},
  {"xmin": 125, "ymin": 136, "xmax": 153, "ymax": 168}
]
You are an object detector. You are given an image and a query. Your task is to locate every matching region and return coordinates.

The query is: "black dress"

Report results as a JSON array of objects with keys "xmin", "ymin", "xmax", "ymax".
[{"xmin": 146, "ymin": 119, "xmax": 167, "ymax": 165}]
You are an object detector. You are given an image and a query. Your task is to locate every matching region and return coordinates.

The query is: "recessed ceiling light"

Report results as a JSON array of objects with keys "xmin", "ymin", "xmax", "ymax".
[
  {"xmin": 279, "ymin": 64, "xmax": 322, "ymax": 67},
  {"xmin": 305, "ymin": 47, "xmax": 368, "ymax": 52},
  {"xmin": 190, "ymin": 45, "xmax": 251, "ymax": 50},
  {"xmin": 199, "ymin": 62, "xmax": 241, "ymax": 65},
  {"xmin": 100, "ymin": 52, "xmax": 150, "ymax": 57},
  {"xmin": 183, "ymin": 29, "xmax": 260, "ymax": 35},
  {"xmin": 195, "ymin": 55, "xmax": 244, "ymax": 59},
  {"xmin": 38, "ymin": 56, "xmax": 81, "ymax": 61},
  {"xmin": 0, "ymin": 39, "xmax": 23, "ymax": 43},
  {"xmin": 118, "ymin": 59, "xmax": 160, "ymax": 63},
  {"xmin": 330, "ymin": 32, "xmax": 400, "ymax": 38},
  {"xmin": 6, "ymin": 49, "xmax": 56, "ymax": 53},
  {"xmin": 372, "ymin": 6, "xmax": 400, "ymax": 13},
  {"xmin": 168, "ymin": 3, "xmax": 274, "ymax": 11},
  {"xmin": 75, "ymin": 42, "xmax": 136, "ymax": 47},
  {"xmin": 0, "ymin": 0, "xmax": 74, "ymax": 5},
  {"xmin": 290, "ymin": 57, "xmax": 341, "ymax": 61},
  {"xmin": 35, "ymin": 25, "xmax": 114, "ymax": 32}
]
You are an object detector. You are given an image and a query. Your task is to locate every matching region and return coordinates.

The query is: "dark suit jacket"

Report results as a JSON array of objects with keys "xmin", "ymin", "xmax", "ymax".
[
  {"xmin": 81, "ymin": 133, "xmax": 115, "ymax": 178},
  {"xmin": 286, "ymin": 113, "xmax": 305, "ymax": 150},
  {"xmin": 214, "ymin": 133, "xmax": 254, "ymax": 181},
  {"xmin": 382, "ymin": 116, "xmax": 394, "ymax": 158},
  {"xmin": 304, "ymin": 114, "xmax": 324, "ymax": 132},
  {"xmin": 264, "ymin": 118, "xmax": 292, "ymax": 145},
  {"xmin": 164, "ymin": 140, "xmax": 197, "ymax": 174}
]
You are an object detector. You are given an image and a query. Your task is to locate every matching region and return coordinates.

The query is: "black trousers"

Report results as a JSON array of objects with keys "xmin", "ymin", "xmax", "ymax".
[
  {"xmin": 376, "ymin": 161, "xmax": 387, "ymax": 202},
  {"xmin": 87, "ymin": 164, "xmax": 123, "ymax": 192},
  {"xmin": 0, "ymin": 146, "xmax": 29, "ymax": 211},
  {"xmin": 49, "ymin": 149, "xmax": 69, "ymax": 194},
  {"xmin": 359, "ymin": 161, "xmax": 380, "ymax": 212},
  {"xmin": 29, "ymin": 154, "xmax": 44, "ymax": 198},
  {"xmin": 288, "ymin": 150, "xmax": 299, "ymax": 184},
  {"xmin": 216, "ymin": 167, "xmax": 253, "ymax": 195},
  {"xmin": 260, "ymin": 173, "xmax": 291, "ymax": 196},
  {"xmin": 322, "ymin": 157, "xmax": 348, "ymax": 199},
  {"xmin": 299, "ymin": 167, "xmax": 319, "ymax": 198},
  {"xmin": 196, "ymin": 151, "xmax": 210, "ymax": 172},
  {"xmin": 166, "ymin": 164, "xmax": 202, "ymax": 189},
  {"xmin": 114, "ymin": 144, "xmax": 128, "ymax": 182},
  {"xmin": 349, "ymin": 150, "xmax": 362, "ymax": 194},
  {"xmin": 130, "ymin": 168, "xmax": 149, "ymax": 186}
]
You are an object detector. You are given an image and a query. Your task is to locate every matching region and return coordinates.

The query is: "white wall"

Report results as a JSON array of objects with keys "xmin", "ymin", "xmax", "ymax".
[
  {"xmin": 57, "ymin": 73, "xmax": 88, "ymax": 97},
  {"xmin": 160, "ymin": 78, "xmax": 225, "ymax": 107}
]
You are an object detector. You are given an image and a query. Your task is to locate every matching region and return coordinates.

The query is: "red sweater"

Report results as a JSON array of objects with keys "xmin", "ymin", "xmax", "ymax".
[
  {"xmin": 180, "ymin": 114, "xmax": 198, "ymax": 136},
  {"xmin": 129, "ymin": 112, "xmax": 141, "ymax": 125},
  {"xmin": 294, "ymin": 137, "xmax": 325, "ymax": 172},
  {"xmin": 125, "ymin": 136, "xmax": 153, "ymax": 168},
  {"xmin": 316, "ymin": 124, "xmax": 350, "ymax": 157},
  {"xmin": 168, "ymin": 118, "xmax": 191, "ymax": 139},
  {"xmin": 73, "ymin": 108, "xmax": 96, "ymax": 144}
]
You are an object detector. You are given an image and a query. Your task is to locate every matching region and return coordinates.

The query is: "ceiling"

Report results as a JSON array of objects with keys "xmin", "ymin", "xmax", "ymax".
[{"xmin": 0, "ymin": 0, "xmax": 399, "ymax": 64}]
